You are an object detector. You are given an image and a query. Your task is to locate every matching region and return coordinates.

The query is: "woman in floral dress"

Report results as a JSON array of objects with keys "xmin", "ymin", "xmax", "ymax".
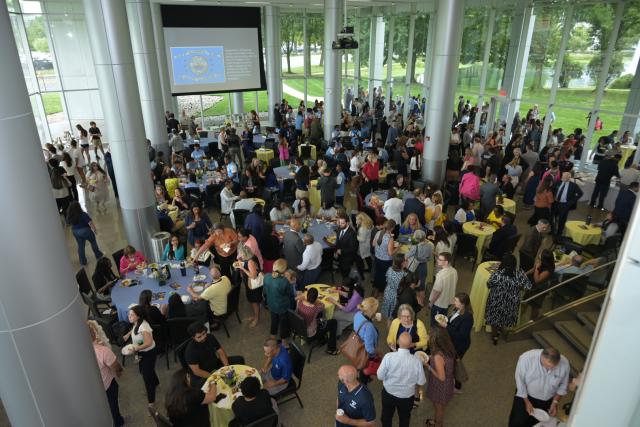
[{"xmin": 381, "ymin": 254, "xmax": 407, "ymax": 322}]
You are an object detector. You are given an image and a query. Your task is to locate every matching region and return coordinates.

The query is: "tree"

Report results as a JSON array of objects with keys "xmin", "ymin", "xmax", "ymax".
[
  {"xmin": 566, "ymin": 23, "xmax": 591, "ymax": 52},
  {"xmin": 392, "ymin": 14, "xmax": 429, "ymax": 83},
  {"xmin": 25, "ymin": 16, "xmax": 49, "ymax": 53},
  {"xmin": 528, "ymin": 9, "xmax": 563, "ymax": 90},
  {"xmin": 559, "ymin": 55, "xmax": 584, "ymax": 88},
  {"xmin": 280, "ymin": 14, "xmax": 303, "ymax": 74}
]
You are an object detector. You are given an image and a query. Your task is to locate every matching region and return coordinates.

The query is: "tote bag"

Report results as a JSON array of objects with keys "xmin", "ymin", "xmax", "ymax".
[{"xmin": 339, "ymin": 321, "xmax": 371, "ymax": 370}]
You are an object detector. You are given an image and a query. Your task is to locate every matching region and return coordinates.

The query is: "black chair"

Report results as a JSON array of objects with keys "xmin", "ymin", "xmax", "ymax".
[
  {"xmin": 300, "ymin": 145, "xmax": 312, "ymax": 160},
  {"xmin": 287, "ymin": 309, "xmax": 323, "ymax": 364},
  {"xmin": 243, "ymin": 413, "xmax": 279, "ymax": 427},
  {"xmin": 220, "ymin": 284, "xmax": 242, "ymax": 338},
  {"xmin": 175, "ymin": 338, "xmax": 191, "ymax": 371},
  {"xmin": 454, "ymin": 233, "xmax": 478, "ymax": 267},
  {"xmin": 166, "ymin": 317, "xmax": 201, "ymax": 362},
  {"xmin": 273, "ymin": 341, "xmax": 305, "ymax": 408},
  {"xmin": 320, "ymin": 248, "xmax": 335, "ymax": 283},
  {"xmin": 148, "ymin": 407, "xmax": 173, "ymax": 427},
  {"xmin": 185, "ymin": 187, "xmax": 203, "ymax": 207},
  {"xmin": 151, "ymin": 323, "xmax": 171, "ymax": 369},
  {"xmin": 233, "ymin": 209, "xmax": 250, "ymax": 229},
  {"xmin": 281, "ymin": 179, "xmax": 296, "ymax": 203},
  {"xmin": 112, "ymin": 248, "xmax": 125, "ymax": 270},
  {"xmin": 519, "ymin": 250, "xmax": 536, "ymax": 272},
  {"xmin": 582, "ymin": 234, "xmax": 621, "ymax": 259}
]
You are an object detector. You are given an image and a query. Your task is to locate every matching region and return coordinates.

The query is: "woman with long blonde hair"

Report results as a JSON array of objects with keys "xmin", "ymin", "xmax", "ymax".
[{"xmin": 355, "ymin": 212, "xmax": 374, "ymax": 278}]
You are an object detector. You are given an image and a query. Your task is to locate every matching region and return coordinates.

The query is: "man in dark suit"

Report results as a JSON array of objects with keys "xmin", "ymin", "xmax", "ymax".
[
  {"xmin": 329, "ymin": 212, "xmax": 358, "ymax": 279},
  {"xmin": 552, "ymin": 172, "xmax": 583, "ymax": 235},
  {"xmin": 613, "ymin": 181, "xmax": 638, "ymax": 224},
  {"xmin": 590, "ymin": 154, "xmax": 620, "ymax": 210},
  {"xmin": 488, "ymin": 215, "xmax": 518, "ymax": 259},
  {"xmin": 283, "ymin": 218, "xmax": 304, "ymax": 274},
  {"xmin": 402, "ymin": 189, "xmax": 426, "ymax": 227}
]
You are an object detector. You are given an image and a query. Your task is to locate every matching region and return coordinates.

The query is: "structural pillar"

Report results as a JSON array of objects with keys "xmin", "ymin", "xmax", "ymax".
[
  {"xmin": 150, "ymin": 2, "xmax": 177, "ymax": 115},
  {"xmin": 324, "ymin": 0, "xmax": 344, "ymax": 137},
  {"xmin": 127, "ymin": 0, "xmax": 169, "ymax": 155},
  {"xmin": 0, "ymin": 5, "xmax": 111, "ymax": 426},
  {"xmin": 540, "ymin": 4, "xmax": 574, "ymax": 150},
  {"xmin": 303, "ymin": 10, "xmax": 310, "ymax": 106},
  {"xmin": 422, "ymin": 11, "xmax": 436, "ymax": 103},
  {"xmin": 580, "ymin": 0, "xmax": 624, "ymax": 170},
  {"xmin": 402, "ymin": 4, "xmax": 417, "ymax": 126},
  {"xmin": 368, "ymin": 11, "xmax": 384, "ymax": 107},
  {"xmin": 474, "ymin": 8, "xmax": 496, "ymax": 133},
  {"xmin": 384, "ymin": 11, "xmax": 395, "ymax": 116},
  {"xmin": 353, "ymin": 9, "xmax": 361, "ymax": 98},
  {"xmin": 83, "ymin": 0, "xmax": 159, "ymax": 257},
  {"xmin": 421, "ymin": 0, "xmax": 464, "ymax": 184},
  {"xmin": 265, "ymin": 5, "xmax": 282, "ymax": 125},
  {"xmin": 619, "ymin": 58, "xmax": 640, "ymax": 140},
  {"xmin": 232, "ymin": 92, "xmax": 245, "ymax": 116}
]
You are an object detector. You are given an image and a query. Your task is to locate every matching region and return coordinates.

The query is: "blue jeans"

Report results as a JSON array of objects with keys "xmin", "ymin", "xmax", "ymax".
[{"xmin": 72, "ymin": 226, "xmax": 103, "ymax": 265}]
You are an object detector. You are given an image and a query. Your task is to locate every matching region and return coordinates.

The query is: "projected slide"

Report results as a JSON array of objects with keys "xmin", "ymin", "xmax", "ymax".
[{"xmin": 170, "ymin": 46, "xmax": 225, "ymax": 85}]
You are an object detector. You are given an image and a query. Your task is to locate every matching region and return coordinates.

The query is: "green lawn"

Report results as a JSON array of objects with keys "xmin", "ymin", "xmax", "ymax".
[{"xmin": 41, "ymin": 92, "xmax": 62, "ymax": 115}]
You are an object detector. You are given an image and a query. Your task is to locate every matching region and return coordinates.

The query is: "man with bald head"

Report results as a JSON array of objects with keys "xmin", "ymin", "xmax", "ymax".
[
  {"xmin": 376, "ymin": 332, "xmax": 426, "ymax": 427},
  {"xmin": 552, "ymin": 171, "xmax": 583, "ymax": 235},
  {"xmin": 336, "ymin": 365, "xmax": 376, "ymax": 427},
  {"xmin": 283, "ymin": 218, "xmax": 304, "ymax": 277}
]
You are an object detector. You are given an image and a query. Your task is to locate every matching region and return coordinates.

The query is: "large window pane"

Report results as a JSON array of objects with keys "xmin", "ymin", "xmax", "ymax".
[
  {"xmin": 65, "ymin": 90, "xmax": 103, "ymax": 129},
  {"xmin": 308, "ymin": 14, "xmax": 324, "ymax": 76},
  {"xmin": 48, "ymin": 13, "xmax": 97, "ymax": 90},
  {"xmin": 9, "ymin": 13, "xmax": 38, "ymax": 94},
  {"xmin": 23, "ymin": 14, "xmax": 61, "ymax": 91},
  {"xmin": 42, "ymin": 91, "xmax": 69, "ymax": 139},
  {"xmin": 30, "ymin": 94, "xmax": 49, "ymax": 144}
]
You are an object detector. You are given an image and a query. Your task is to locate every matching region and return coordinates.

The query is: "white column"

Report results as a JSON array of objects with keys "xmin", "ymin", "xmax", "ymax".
[
  {"xmin": 127, "ymin": 0, "xmax": 169, "ymax": 155},
  {"xmin": 422, "ymin": 11, "xmax": 436, "ymax": 102},
  {"xmin": 403, "ymin": 5, "xmax": 417, "ymax": 126},
  {"xmin": 0, "ymin": 5, "xmax": 111, "ymax": 426},
  {"xmin": 83, "ymin": 0, "xmax": 159, "ymax": 256},
  {"xmin": 540, "ymin": 4, "xmax": 574, "ymax": 150},
  {"xmin": 422, "ymin": 0, "xmax": 465, "ymax": 184},
  {"xmin": 474, "ymin": 8, "xmax": 496, "ymax": 133},
  {"xmin": 324, "ymin": 0, "xmax": 344, "ymax": 138},
  {"xmin": 303, "ymin": 10, "xmax": 310, "ymax": 106},
  {"xmin": 232, "ymin": 92, "xmax": 244, "ymax": 116},
  {"xmin": 373, "ymin": 15, "xmax": 385, "ymax": 102},
  {"xmin": 367, "ymin": 10, "xmax": 379, "ymax": 107},
  {"xmin": 353, "ymin": 10, "xmax": 361, "ymax": 97},
  {"xmin": 265, "ymin": 5, "xmax": 282, "ymax": 125},
  {"xmin": 580, "ymin": 0, "xmax": 624, "ymax": 170},
  {"xmin": 150, "ymin": 2, "xmax": 177, "ymax": 115},
  {"xmin": 619, "ymin": 58, "xmax": 640, "ymax": 138},
  {"xmin": 385, "ymin": 12, "xmax": 395, "ymax": 116}
]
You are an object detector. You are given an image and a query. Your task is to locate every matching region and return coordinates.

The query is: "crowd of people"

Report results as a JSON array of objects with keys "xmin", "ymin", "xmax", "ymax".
[{"xmin": 67, "ymin": 86, "xmax": 637, "ymax": 427}]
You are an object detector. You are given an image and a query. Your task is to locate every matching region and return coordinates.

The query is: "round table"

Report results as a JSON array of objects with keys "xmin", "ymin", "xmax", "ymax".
[
  {"xmin": 256, "ymin": 148, "xmax": 274, "ymax": 164},
  {"xmin": 497, "ymin": 197, "xmax": 516, "ymax": 214},
  {"xmin": 275, "ymin": 219, "xmax": 337, "ymax": 249},
  {"xmin": 306, "ymin": 284, "xmax": 340, "ymax": 319},
  {"xmin": 202, "ymin": 365, "xmax": 262, "ymax": 427},
  {"xmin": 619, "ymin": 145, "xmax": 636, "ymax": 169},
  {"xmin": 462, "ymin": 221, "xmax": 496, "ymax": 267},
  {"xmin": 469, "ymin": 261, "xmax": 499, "ymax": 332},
  {"xmin": 564, "ymin": 221, "xmax": 602, "ymax": 246},
  {"xmin": 274, "ymin": 166, "xmax": 295, "ymax": 180},
  {"xmin": 111, "ymin": 265, "xmax": 211, "ymax": 321},
  {"xmin": 364, "ymin": 190, "xmax": 415, "ymax": 206}
]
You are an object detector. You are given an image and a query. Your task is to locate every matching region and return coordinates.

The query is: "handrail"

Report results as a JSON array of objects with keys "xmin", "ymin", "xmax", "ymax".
[{"xmin": 520, "ymin": 260, "xmax": 616, "ymax": 304}]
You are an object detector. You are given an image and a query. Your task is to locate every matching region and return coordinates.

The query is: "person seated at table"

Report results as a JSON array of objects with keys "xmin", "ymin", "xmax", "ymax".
[
  {"xmin": 160, "ymin": 292, "xmax": 206, "ymax": 320},
  {"xmin": 185, "ymin": 321, "xmax": 245, "ymax": 388},
  {"xmin": 184, "ymin": 173, "xmax": 200, "ymax": 190},
  {"xmin": 186, "ymin": 204, "xmax": 213, "ymax": 247},
  {"xmin": 296, "ymin": 287, "xmax": 340, "ymax": 355},
  {"xmin": 119, "ymin": 245, "xmax": 146, "ymax": 275},
  {"xmin": 231, "ymin": 377, "xmax": 278, "ymax": 427},
  {"xmin": 92, "ymin": 256, "xmax": 119, "ymax": 296},
  {"xmin": 230, "ymin": 191, "xmax": 256, "ymax": 228},
  {"xmin": 297, "ymin": 234, "xmax": 323, "ymax": 287},
  {"xmin": 261, "ymin": 338, "xmax": 293, "ymax": 395},
  {"xmin": 191, "ymin": 143, "xmax": 205, "ymax": 161},
  {"xmin": 399, "ymin": 213, "xmax": 423, "ymax": 236},
  {"xmin": 155, "ymin": 184, "xmax": 169, "ymax": 205},
  {"xmin": 188, "ymin": 266, "xmax": 232, "ymax": 326},
  {"xmin": 316, "ymin": 201, "xmax": 337, "ymax": 221},
  {"xmin": 555, "ymin": 255, "xmax": 603, "ymax": 278},
  {"xmin": 292, "ymin": 197, "xmax": 310, "ymax": 218},
  {"xmin": 270, "ymin": 201, "xmax": 293, "ymax": 224},
  {"xmin": 454, "ymin": 199, "xmax": 476, "ymax": 225},
  {"xmin": 170, "ymin": 188, "xmax": 190, "ymax": 211},
  {"xmin": 165, "ymin": 368, "xmax": 217, "ymax": 427},
  {"xmin": 241, "ymin": 168, "xmax": 259, "ymax": 197},
  {"xmin": 597, "ymin": 211, "xmax": 621, "ymax": 244},
  {"xmin": 487, "ymin": 215, "xmax": 518, "ymax": 259},
  {"xmin": 206, "ymin": 156, "xmax": 220, "ymax": 171},
  {"xmin": 138, "ymin": 289, "xmax": 166, "ymax": 326},
  {"xmin": 220, "ymin": 179, "xmax": 238, "ymax": 218},
  {"xmin": 189, "ymin": 239, "xmax": 212, "ymax": 267},
  {"xmin": 501, "ymin": 174, "xmax": 516, "ymax": 199},
  {"xmin": 185, "ymin": 154, "xmax": 199, "ymax": 173},
  {"xmin": 162, "ymin": 234, "xmax": 186, "ymax": 262},
  {"xmin": 394, "ymin": 173, "xmax": 408, "ymax": 191},
  {"xmin": 486, "ymin": 204, "xmax": 505, "ymax": 229}
]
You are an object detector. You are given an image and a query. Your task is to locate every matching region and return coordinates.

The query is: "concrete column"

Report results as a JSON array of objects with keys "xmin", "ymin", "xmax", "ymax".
[
  {"xmin": 150, "ymin": 2, "xmax": 177, "ymax": 115},
  {"xmin": 403, "ymin": 5, "xmax": 417, "ymax": 126},
  {"xmin": 0, "ymin": 5, "xmax": 111, "ymax": 426},
  {"xmin": 540, "ymin": 4, "xmax": 574, "ymax": 150},
  {"xmin": 265, "ymin": 6, "xmax": 282, "ymax": 125},
  {"xmin": 619, "ymin": 58, "xmax": 640, "ymax": 138},
  {"xmin": 232, "ymin": 92, "xmax": 245, "ymax": 116},
  {"xmin": 422, "ymin": 11, "xmax": 436, "ymax": 103},
  {"xmin": 580, "ymin": 1, "xmax": 624, "ymax": 170},
  {"xmin": 385, "ymin": 12, "xmax": 395, "ymax": 116},
  {"xmin": 324, "ymin": 0, "xmax": 344, "ymax": 138},
  {"xmin": 127, "ymin": 0, "xmax": 169, "ymax": 155},
  {"xmin": 353, "ymin": 10, "xmax": 361, "ymax": 97},
  {"xmin": 499, "ymin": 4, "xmax": 535, "ymax": 129},
  {"xmin": 368, "ymin": 11, "xmax": 379, "ymax": 107},
  {"xmin": 421, "ymin": 0, "xmax": 464, "ymax": 184},
  {"xmin": 303, "ymin": 11, "xmax": 310, "ymax": 106},
  {"xmin": 83, "ymin": 0, "xmax": 159, "ymax": 256},
  {"xmin": 474, "ymin": 8, "xmax": 496, "ymax": 133}
]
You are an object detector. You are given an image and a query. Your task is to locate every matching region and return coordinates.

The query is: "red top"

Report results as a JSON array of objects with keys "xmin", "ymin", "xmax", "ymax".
[
  {"xmin": 414, "ymin": 140, "xmax": 424, "ymax": 154},
  {"xmin": 362, "ymin": 161, "xmax": 380, "ymax": 182},
  {"xmin": 296, "ymin": 300, "xmax": 325, "ymax": 337}
]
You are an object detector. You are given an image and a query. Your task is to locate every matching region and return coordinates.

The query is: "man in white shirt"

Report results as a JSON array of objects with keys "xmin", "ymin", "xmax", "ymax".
[
  {"xmin": 509, "ymin": 347, "xmax": 570, "ymax": 426},
  {"xmin": 619, "ymin": 163, "xmax": 640, "ymax": 191},
  {"xmin": 429, "ymin": 252, "xmax": 457, "ymax": 325},
  {"xmin": 230, "ymin": 191, "xmax": 256, "ymax": 229},
  {"xmin": 377, "ymin": 332, "xmax": 426, "ymax": 427},
  {"xmin": 383, "ymin": 189, "xmax": 404, "ymax": 225},
  {"xmin": 297, "ymin": 234, "xmax": 323, "ymax": 286}
]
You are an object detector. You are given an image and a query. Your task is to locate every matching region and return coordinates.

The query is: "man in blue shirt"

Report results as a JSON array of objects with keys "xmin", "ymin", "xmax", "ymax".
[
  {"xmin": 191, "ymin": 143, "xmax": 205, "ymax": 161},
  {"xmin": 243, "ymin": 205, "xmax": 265, "ymax": 246},
  {"xmin": 261, "ymin": 339, "xmax": 292, "ymax": 395},
  {"xmin": 336, "ymin": 365, "xmax": 376, "ymax": 427}
]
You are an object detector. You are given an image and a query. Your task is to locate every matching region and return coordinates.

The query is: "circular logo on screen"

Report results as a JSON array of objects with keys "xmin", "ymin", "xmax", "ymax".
[{"xmin": 189, "ymin": 56, "xmax": 209, "ymax": 75}]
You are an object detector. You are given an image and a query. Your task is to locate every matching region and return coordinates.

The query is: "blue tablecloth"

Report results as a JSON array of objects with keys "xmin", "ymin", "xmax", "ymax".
[
  {"xmin": 274, "ymin": 166, "xmax": 296, "ymax": 180},
  {"xmin": 364, "ymin": 190, "xmax": 415, "ymax": 205},
  {"xmin": 111, "ymin": 266, "xmax": 212, "ymax": 321},
  {"xmin": 253, "ymin": 134, "xmax": 265, "ymax": 146},
  {"xmin": 275, "ymin": 219, "xmax": 337, "ymax": 250}
]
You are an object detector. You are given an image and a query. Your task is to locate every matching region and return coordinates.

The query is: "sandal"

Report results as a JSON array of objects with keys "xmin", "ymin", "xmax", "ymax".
[{"xmin": 325, "ymin": 349, "xmax": 341, "ymax": 356}]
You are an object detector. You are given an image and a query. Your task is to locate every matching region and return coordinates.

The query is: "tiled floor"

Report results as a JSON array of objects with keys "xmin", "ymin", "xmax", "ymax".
[{"xmin": 2, "ymin": 172, "xmax": 607, "ymax": 427}]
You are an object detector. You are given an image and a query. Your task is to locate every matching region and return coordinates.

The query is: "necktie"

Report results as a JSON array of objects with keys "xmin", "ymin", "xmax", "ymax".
[{"xmin": 340, "ymin": 229, "xmax": 345, "ymax": 240}]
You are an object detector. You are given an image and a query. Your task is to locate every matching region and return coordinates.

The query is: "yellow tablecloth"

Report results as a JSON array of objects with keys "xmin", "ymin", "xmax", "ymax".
[
  {"xmin": 256, "ymin": 148, "xmax": 274, "ymax": 164},
  {"xmin": 497, "ymin": 197, "xmax": 516, "ymax": 214},
  {"xmin": 252, "ymin": 198, "xmax": 266, "ymax": 206},
  {"xmin": 619, "ymin": 145, "xmax": 636, "ymax": 169},
  {"xmin": 463, "ymin": 222, "xmax": 496, "ymax": 266},
  {"xmin": 306, "ymin": 284, "xmax": 340, "ymax": 319},
  {"xmin": 469, "ymin": 261, "xmax": 499, "ymax": 332},
  {"xmin": 298, "ymin": 144, "xmax": 317, "ymax": 160},
  {"xmin": 397, "ymin": 244, "xmax": 435, "ymax": 285},
  {"xmin": 564, "ymin": 221, "xmax": 602, "ymax": 246},
  {"xmin": 204, "ymin": 365, "xmax": 262, "ymax": 427},
  {"xmin": 309, "ymin": 180, "xmax": 321, "ymax": 213}
]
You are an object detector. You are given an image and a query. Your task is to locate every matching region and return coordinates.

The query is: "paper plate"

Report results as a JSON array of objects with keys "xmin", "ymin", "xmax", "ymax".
[
  {"xmin": 415, "ymin": 351, "xmax": 429, "ymax": 364},
  {"xmin": 181, "ymin": 295, "xmax": 190, "ymax": 304},
  {"xmin": 192, "ymin": 285, "xmax": 204, "ymax": 293},
  {"xmin": 121, "ymin": 344, "xmax": 135, "ymax": 356},
  {"xmin": 532, "ymin": 408, "xmax": 550, "ymax": 422}
]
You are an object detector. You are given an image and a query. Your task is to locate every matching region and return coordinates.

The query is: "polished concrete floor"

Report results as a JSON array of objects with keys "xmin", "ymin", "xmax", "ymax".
[{"xmin": 3, "ymin": 171, "xmax": 608, "ymax": 427}]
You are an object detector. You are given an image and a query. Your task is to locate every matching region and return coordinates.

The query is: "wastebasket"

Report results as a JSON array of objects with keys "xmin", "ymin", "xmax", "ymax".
[{"xmin": 150, "ymin": 232, "xmax": 170, "ymax": 262}]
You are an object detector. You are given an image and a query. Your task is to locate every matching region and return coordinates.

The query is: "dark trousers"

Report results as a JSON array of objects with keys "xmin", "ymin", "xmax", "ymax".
[
  {"xmin": 106, "ymin": 379, "xmax": 125, "ymax": 427},
  {"xmin": 138, "ymin": 348, "xmax": 160, "ymax": 403},
  {"xmin": 302, "ymin": 266, "xmax": 322, "ymax": 287},
  {"xmin": 215, "ymin": 252, "xmax": 236, "ymax": 279},
  {"xmin": 430, "ymin": 304, "xmax": 449, "ymax": 326},
  {"xmin": 68, "ymin": 175, "xmax": 79, "ymax": 201},
  {"xmin": 269, "ymin": 311, "xmax": 290, "ymax": 339},
  {"xmin": 508, "ymin": 395, "xmax": 553, "ymax": 427},
  {"xmin": 72, "ymin": 226, "xmax": 103, "ymax": 266},
  {"xmin": 552, "ymin": 202, "xmax": 571, "ymax": 235},
  {"xmin": 381, "ymin": 387, "xmax": 414, "ymax": 427},
  {"xmin": 355, "ymin": 255, "xmax": 372, "ymax": 279},
  {"xmin": 528, "ymin": 207, "xmax": 551, "ymax": 226},
  {"xmin": 314, "ymin": 319, "xmax": 338, "ymax": 351},
  {"xmin": 336, "ymin": 195, "xmax": 344, "ymax": 206},
  {"xmin": 590, "ymin": 182, "xmax": 610, "ymax": 208}
]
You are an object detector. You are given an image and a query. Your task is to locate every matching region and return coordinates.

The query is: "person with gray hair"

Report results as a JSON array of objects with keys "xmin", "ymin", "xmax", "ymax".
[
  {"xmin": 297, "ymin": 233, "xmax": 323, "ymax": 287},
  {"xmin": 404, "ymin": 229, "xmax": 433, "ymax": 305},
  {"xmin": 509, "ymin": 347, "xmax": 570, "ymax": 426}
]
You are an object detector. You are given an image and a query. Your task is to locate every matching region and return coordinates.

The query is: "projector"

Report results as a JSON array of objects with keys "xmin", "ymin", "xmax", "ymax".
[{"xmin": 332, "ymin": 27, "xmax": 358, "ymax": 50}]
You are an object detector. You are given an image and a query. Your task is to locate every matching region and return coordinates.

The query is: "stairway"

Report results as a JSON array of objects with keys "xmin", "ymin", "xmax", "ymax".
[{"xmin": 531, "ymin": 311, "xmax": 600, "ymax": 375}]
